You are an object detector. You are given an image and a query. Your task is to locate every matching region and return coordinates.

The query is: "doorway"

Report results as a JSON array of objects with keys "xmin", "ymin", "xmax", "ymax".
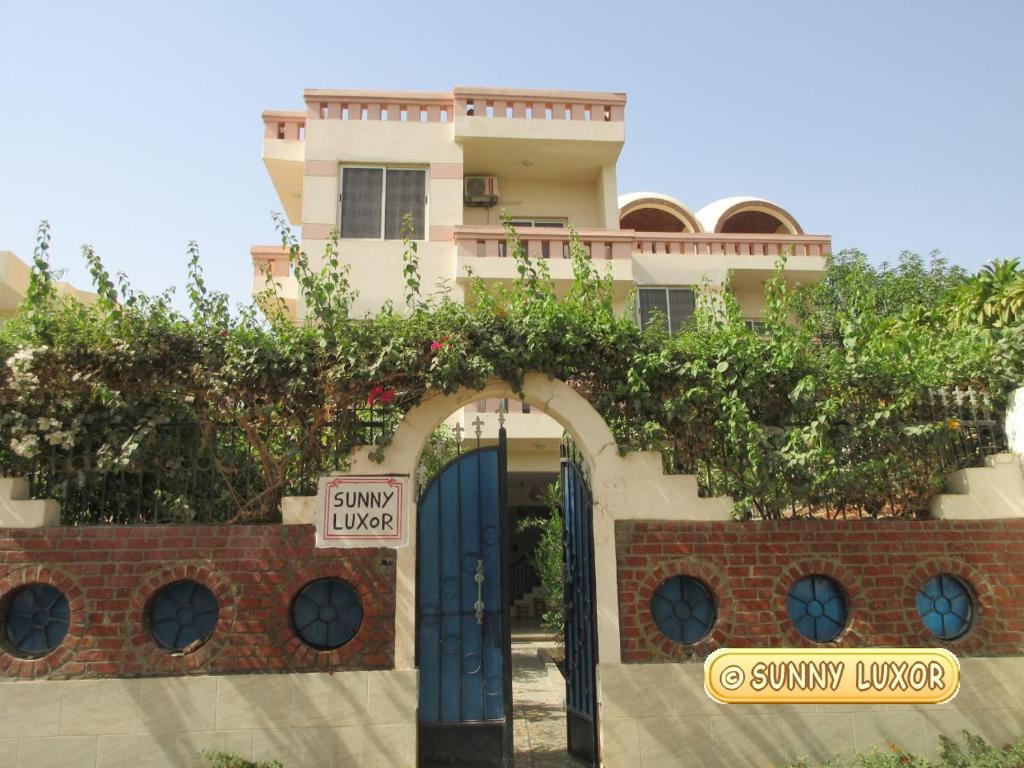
[{"xmin": 416, "ymin": 412, "xmax": 598, "ymax": 767}]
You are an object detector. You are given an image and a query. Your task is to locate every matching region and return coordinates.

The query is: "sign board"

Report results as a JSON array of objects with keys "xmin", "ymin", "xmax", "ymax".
[{"xmin": 315, "ymin": 475, "xmax": 409, "ymax": 548}]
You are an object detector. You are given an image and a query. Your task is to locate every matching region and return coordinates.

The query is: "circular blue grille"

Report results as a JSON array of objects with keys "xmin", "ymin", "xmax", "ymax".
[
  {"xmin": 3, "ymin": 584, "xmax": 70, "ymax": 657},
  {"xmin": 917, "ymin": 574, "xmax": 973, "ymax": 640},
  {"xmin": 651, "ymin": 576, "xmax": 715, "ymax": 644},
  {"xmin": 291, "ymin": 578, "xmax": 363, "ymax": 650},
  {"xmin": 149, "ymin": 580, "xmax": 219, "ymax": 651},
  {"xmin": 787, "ymin": 575, "xmax": 846, "ymax": 642}
]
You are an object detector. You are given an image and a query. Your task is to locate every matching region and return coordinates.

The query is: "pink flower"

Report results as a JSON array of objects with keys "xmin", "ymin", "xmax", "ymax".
[
  {"xmin": 430, "ymin": 336, "xmax": 448, "ymax": 352},
  {"xmin": 367, "ymin": 385, "xmax": 396, "ymax": 406}
]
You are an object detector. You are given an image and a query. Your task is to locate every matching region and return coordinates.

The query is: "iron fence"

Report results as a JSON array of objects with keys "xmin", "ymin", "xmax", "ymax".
[
  {"xmin": 663, "ymin": 386, "xmax": 1009, "ymax": 520},
  {"xmin": 0, "ymin": 403, "xmax": 402, "ymax": 525}
]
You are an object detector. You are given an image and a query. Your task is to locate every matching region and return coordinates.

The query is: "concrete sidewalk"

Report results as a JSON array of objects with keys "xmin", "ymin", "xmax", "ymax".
[{"xmin": 511, "ymin": 637, "xmax": 587, "ymax": 768}]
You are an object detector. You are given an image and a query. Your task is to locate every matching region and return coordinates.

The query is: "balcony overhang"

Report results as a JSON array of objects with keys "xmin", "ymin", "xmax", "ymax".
[
  {"xmin": 251, "ymin": 244, "xmax": 298, "ymax": 319},
  {"xmin": 262, "ymin": 111, "xmax": 306, "ymax": 224},
  {"xmin": 453, "ymin": 87, "xmax": 625, "ymax": 180},
  {"xmin": 454, "ymin": 226, "xmax": 634, "ymax": 284},
  {"xmin": 453, "ymin": 227, "xmax": 829, "ymax": 291}
]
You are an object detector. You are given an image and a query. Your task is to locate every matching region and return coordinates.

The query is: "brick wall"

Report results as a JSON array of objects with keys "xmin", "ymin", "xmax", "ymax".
[
  {"xmin": 0, "ymin": 524, "xmax": 395, "ymax": 679},
  {"xmin": 616, "ymin": 519, "xmax": 1024, "ymax": 663}
]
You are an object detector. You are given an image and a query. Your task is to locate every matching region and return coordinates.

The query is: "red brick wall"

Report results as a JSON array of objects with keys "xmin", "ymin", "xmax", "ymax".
[
  {"xmin": 616, "ymin": 519, "xmax": 1024, "ymax": 663},
  {"xmin": 0, "ymin": 524, "xmax": 395, "ymax": 679}
]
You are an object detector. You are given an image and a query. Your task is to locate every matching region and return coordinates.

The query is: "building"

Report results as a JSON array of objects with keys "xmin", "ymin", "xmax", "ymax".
[
  {"xmin": 0, "ymin": 250, "xmax": 96, "ymax": 319},
  {"xmin": 252, "ymin": 86, "xmax": 832, "ymax": 528},
  {"xmin": 1, "ymin": 86, "xmax": 1022, "ymax": 768}
]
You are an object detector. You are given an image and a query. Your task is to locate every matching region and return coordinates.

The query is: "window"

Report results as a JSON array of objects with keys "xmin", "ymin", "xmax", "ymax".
[
  {"xmin": 786, "ymin": 575, "xmax": 846, "ymax": 643},
  {"xmin": 2, "ymin": 584, "xmax": 70, "ymax": 658},
  {"xmin": 744, "ymin": 319, "xmax": 766, "ymax": 333},
  {"xmin": 651, "ymin": 575, "xmax": 715, "ymax": 645},
  {"xmin": 149, "ymin": 580, "xmax": 219, "ymax": 652},
  {"xmin": 507, "ymin": 219, "xmax": 565, "ymax": 228},
  {"xmin": 339, "ymin": 167, "xmax": 426, "ymax": 239},
  {"xmin": 637, "ymin": 288, "xmax": 696, "ymax": 334},
  {"xmin": 499, "ymin": 219, "xmax": 567, "ymax": 258},
  {"xmin": 291, "ymin": 578, "xmax": 363, "ymax": 650},
  {"xmin": 916, "ymin": 574, "xmax": 973, "ymax": 640}
]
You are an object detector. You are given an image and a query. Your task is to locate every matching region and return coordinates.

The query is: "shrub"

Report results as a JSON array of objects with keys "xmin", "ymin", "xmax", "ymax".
[
  {"xmin": 197, "ymin": 751, "xmax": 283, "ymax": 768},
  {"xmin": 0, "ymin": 219, "xmax": 1014, "ymax": 524},
  {"xmin": 782, "ymin": 730, "xmax": 1024, "ymax": 768}
]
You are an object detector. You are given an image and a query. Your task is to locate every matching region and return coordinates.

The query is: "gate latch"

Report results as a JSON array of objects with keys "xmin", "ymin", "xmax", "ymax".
[{"xmin": 474, "ymin": 559, "xmax": 485, "ymax": 625}]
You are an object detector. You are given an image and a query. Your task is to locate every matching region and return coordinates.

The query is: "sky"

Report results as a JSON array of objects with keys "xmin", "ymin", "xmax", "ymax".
[{"xmin": 1, "ymin": 0, "xmax": 1022, "ymax": 309}]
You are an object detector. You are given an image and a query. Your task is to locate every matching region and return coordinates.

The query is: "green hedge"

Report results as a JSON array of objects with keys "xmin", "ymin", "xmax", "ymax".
[{"xmin": 0, "ymin": 219, "xmax": 1013, "ymax": 523}]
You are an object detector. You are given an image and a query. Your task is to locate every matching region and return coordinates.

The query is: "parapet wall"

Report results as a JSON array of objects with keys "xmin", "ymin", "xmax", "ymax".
[
  {"xmin": 615, "ymin": 518, "xmax": 1024, "ymax": 662},
  {"xmin": 0, "ymin": 524, "xmax": 396, "ymax": 680}
]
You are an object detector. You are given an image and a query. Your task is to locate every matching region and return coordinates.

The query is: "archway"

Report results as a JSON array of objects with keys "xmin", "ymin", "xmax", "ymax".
[{"xmin": 355, "ymin": 376, "xmax": 608, "ymax": 766}]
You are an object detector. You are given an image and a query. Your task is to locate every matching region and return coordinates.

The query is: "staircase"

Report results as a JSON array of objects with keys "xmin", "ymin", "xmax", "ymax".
[
  {"xmin": 511, "ymin": 586, "xmax": 546, "ymax": 619},
  {"xmin": 930, "ymin": 452, "xmax": 1024, "ymax": 519}
]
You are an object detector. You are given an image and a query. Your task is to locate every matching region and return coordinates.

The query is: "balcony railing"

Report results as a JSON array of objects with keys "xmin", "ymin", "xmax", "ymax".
[
  {"xmin": 453, "ymin": 87, "xmax": 625, "ymax": 123},
  {"xmin": 293, "ymin": 87, "xmax": 627, "ymax": 126},
  {"xmin": 304, "ymin": 89, "xmax": 454, "ymax": 123},
  {"xmin": 633, "ymin": 233, "xmax": 831, "ymax": 259},
  {"xmin": 250, "ymin": 245, "xmax": 290, "ymax": 277},
  {"xmin": 453, "ymin": 226, "xmax": 830, "ymax": 262},
  {"xmin": 262, "ymin": 111, "xmax": 306, "ymax": 140},
  {"xmin": 454, "ymin": 225, "xmax": 634, "ymax": 261}
]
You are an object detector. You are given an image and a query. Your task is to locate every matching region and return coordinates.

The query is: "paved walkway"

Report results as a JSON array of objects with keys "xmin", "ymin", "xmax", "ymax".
[{"xmin": 511, "ymin": 639, "xmax": 587, "ymax": 768}]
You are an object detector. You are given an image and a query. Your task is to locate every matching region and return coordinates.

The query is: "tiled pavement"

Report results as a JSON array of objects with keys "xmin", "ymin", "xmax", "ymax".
[{"xmin": 511, "ymin": 641, "xmax": 587, "ymax": 768}]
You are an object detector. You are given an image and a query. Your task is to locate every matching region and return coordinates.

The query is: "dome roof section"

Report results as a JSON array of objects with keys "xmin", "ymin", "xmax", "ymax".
[
  {"xmin": 695, "ymin": 196, "xmax": 803, "ymax": 235},
  {"xmin": 617, "ymin": 192, "xmax": 702, "ymax": 233}
]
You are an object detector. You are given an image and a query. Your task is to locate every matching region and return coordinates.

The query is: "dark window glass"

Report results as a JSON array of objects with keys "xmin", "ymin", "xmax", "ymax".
[
  {"xmin": 149, "ymin": 580, "xmax": 219, "ymax": 652},
  {"xmin": 651, "ymin": 576, "xmax": 715, "ymax": 644},
  {"xmin": 668, "ymin": 289, "xmax": 696, "ymax": 333},
  {"xmin": 292, "ymin": 578, "xmax": 363, "ymax": 650},
  {"xmin": 639, "ymin": 288, "xmax": 695, "ymax": 333},
  {"xmin": 917, "ymin": 575, "xmax": 973, "ymax": 640},
  {"xmin": 787, "ymin": 575, "xmax": 846, "ymax": 642},
  {"xmin": 638, "ymin": 288, "xmax": 669, "ymax": 331},
  {"xmin": 340, "ymin": 167, "xmax": 383, "ymax": 238},
  {"xmin": 3, "ymin": 584, "xmax": 70, "ymax": 657},
  {"xmin": 384, "ymin": 169, "xmax": 426, "ymax": 239}
]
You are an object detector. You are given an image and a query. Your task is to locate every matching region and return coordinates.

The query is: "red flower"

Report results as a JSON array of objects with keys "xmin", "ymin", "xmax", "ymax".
[
  {"xmin": 367, "ymin": 385, "xmax": 396, "ymax": 406},
  {"xmin": 430, "ymin": 336, "xmax": 448, "ymax": 352}
]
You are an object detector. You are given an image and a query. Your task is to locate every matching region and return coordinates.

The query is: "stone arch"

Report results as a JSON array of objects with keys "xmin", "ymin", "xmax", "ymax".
[
  {"xmin": 321, "ymin": 373, "xmax": 732, "ymax": 670},
  {"xmin": 346, "ymin": 374, "xmax": 615, "ymax": 480}
]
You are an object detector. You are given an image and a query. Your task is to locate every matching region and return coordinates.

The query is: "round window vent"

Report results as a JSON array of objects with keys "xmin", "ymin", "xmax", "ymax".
[
  {"xmin": 291, "ymin": 578, "xmax": 363, "ymax": 650},
  {"xmin": 917, "ymin": 574, "xmax": 973, "ymax": 640},
  {"xmin": 149, "ymin": 580, "xmax": 219, "ymax": 652},
  {"xmin": 650, "ymin": 575, "xmax": 715, "ymax": 645},
  {"xmin": 3, "ymin": 584, "xmax": 70, "ymax": 657},
  {"xmin": 787, "ymin": 575, "xmax": 846, "ymax": 643}
]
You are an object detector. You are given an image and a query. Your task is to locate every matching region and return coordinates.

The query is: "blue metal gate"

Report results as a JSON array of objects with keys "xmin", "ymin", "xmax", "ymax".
[
  {"xmin": 561, "ymin": 439, "xmax": 598, "ymax": 765},
  {"xmin": 417, "ymin": 429, "xmax": 512, "ymax": 767}
]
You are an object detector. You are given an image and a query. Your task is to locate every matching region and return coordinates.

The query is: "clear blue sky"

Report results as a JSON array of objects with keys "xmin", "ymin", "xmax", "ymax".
[{"xmin": 2, "ymin": 1, "xmax": 1022, "ymax": 308}]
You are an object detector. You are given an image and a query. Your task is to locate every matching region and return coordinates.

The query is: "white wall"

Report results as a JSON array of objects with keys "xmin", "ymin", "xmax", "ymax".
[{"xmin": 0, "ymin": 670, "xmax": 416, "ymax": 768}]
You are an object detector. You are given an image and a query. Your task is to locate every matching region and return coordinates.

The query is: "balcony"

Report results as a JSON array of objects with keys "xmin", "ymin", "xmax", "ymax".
[
  {"xmin": 251, "ymin": 245, "xmax": 298, "ymax": 318},
  {"xmin": 262, "ymin": 111, "xmax": 306, "ymax": 224},
  {"xmin": 453, "ymin": 87, "xmax": 625, "ymax": 144},
  {"xmin": 454, "ymin": 225, "xmax": 635, "ymax": 284},
  {"xmin": 453, "ymin": 226, "xmax": 830, "ymax": 285}
]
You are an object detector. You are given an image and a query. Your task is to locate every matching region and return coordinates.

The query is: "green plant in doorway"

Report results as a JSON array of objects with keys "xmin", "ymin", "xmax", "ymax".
[{"xmin": 518, "ymin": 480, "xmax": 565, "ymax": 638}]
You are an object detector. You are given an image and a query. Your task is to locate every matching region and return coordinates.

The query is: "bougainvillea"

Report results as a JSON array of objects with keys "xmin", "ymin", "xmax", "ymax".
[{"xmin": 0, "ymin": 217, "xmax": 1010, "ymax": 523}]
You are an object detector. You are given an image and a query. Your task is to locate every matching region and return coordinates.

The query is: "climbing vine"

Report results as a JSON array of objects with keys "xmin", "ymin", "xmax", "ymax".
[{"xmin": 0, "ymin": 219, "xmax": 1011, "ymax": 523}]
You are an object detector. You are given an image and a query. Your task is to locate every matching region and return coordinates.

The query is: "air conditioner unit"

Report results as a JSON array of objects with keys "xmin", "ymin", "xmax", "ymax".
[{"xmin": 464, "ymin": 175, "xmax": 499, "ymax": 207}]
